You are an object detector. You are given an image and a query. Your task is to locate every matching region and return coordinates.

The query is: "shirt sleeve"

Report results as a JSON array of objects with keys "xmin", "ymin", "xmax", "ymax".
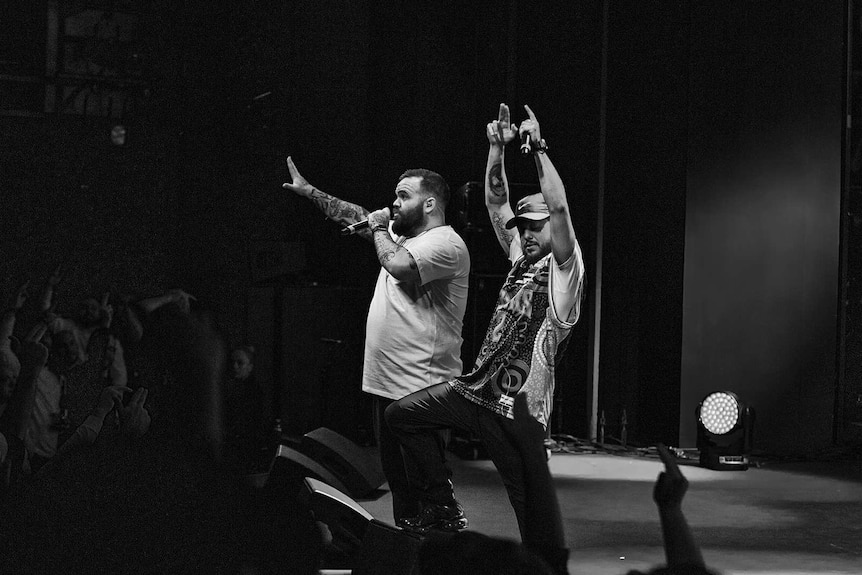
[
  {"xmin": 508, "ymin": 236, "xmax": 523, "ymax": 264},
  {"xmin": 549, "ymin": 241, "xmax": 586, "ymax": 326},
  {"xmin": 405, "ymin": 230, "xmax": 468, "ymax": 286}
]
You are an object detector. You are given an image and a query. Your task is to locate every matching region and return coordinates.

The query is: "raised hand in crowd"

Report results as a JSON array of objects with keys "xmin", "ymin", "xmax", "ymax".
[
  {"xmin": 13, "ymin": 281, "xmax": 28, "ymax": 312},
  {"xmin": 625, "ymin": 444, "xmax": 716, "ymax": 575},
  {"xmin": 1, "ymin": 281, "xmax": 31, "ymax": 421},
  {"xmin": 38, "ymin": 264, "xmax": 62, "ymax": 316},
  {"xmin": 136, "ymin": 288, "xmax": 197, "ymax": 316},
  {"xmin": 653, "ymin": 443, "xmax": 706, "ymax": 571},
  {"xmin": 99, "ymin": 291, "xmax": 114, "ymax": 329},
  {"xmin": 168, "ymin": 289, "xmax": 196, "ymax": 315},
  {"xmin": 118, "ymin": 386, "xmax": 150, "ymax": 439}
]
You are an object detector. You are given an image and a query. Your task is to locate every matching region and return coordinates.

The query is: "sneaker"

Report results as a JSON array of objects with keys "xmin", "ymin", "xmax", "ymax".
[{"xmin": 398, "ymin": 502, "xmax": 468, "ymax": 534}]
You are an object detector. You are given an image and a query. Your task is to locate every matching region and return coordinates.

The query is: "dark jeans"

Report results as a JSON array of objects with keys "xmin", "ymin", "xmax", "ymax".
[
  {"xmin": 372, "ymin": 395, "xmax": 447, "ymax": 522},
  {"xmin": 385, "ymin": 382, "xmax": 532, "ymax": 539}
]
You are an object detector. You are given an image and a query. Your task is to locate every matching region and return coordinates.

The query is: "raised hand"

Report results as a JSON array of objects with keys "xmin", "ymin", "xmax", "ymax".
[
  {"xmin": 282, "ymin": 156, "xmax": 315, "ymax": 198},
  {"xmin": 99, "ymin": 292, "xmax": 114, "ymax": 328},
  {"xmin": 168, "ymin": 288, "xmax": 197, "ymax": 314},
  {"xmin": 24, "ymin": 321, "xmax": 48, "ymax": 344},
  {"xmin": 653, "ymin": 443, "xmax": 688, "ymax": 509},
  {"xmin": 119, "ymin": 387, "xmax": 151, "ymax": 438},
  {"xmin": 519, "ymin": 104, "xmax": 542, "ymax": 147},
  {"xmin": 486, "ymin": 103, "xmax": 519, "ymax": 147},
  {"xmin": 367, "ymin": 207, "xmax": 391, "ymax": 231},
  {"xmin": 94, "ymin": 384, "xmax": 131, "ymax": 418},
  {"xmin": 13, "ymin": 281, "xmax": 29, "ymax": 309}
]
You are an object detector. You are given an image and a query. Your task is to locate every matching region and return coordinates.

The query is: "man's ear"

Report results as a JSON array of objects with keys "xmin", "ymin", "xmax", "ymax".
[{"xmin": 425, "ymin": 196, "xmax": 436, "ymax": 214}]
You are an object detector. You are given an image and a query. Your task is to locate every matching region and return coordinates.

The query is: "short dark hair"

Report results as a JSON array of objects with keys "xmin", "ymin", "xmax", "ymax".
[{"xmin": 399, "ymin": 168, "xmax": 450, "ymax": 210}]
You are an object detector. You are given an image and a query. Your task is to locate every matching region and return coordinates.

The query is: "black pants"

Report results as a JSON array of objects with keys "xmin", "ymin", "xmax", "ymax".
[
  {"xmin": 372, "ymin": 395, "xmax": 448, "ymax": 522},
  {"xmin": 385, "ymin": 382, "xmax": 533, "ymax": 538}
]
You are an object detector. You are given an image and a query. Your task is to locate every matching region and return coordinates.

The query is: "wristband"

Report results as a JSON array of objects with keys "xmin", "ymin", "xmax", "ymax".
[{"xmin": 533, "ymin": 139, "xmax": 549, "ymax": 154}]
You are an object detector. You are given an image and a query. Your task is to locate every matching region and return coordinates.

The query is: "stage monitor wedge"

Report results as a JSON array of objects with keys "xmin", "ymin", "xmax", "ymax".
[
  {"xmin": 267, "ymin": 444, "xmax": 351, "ymax": 496},
  {"xmin": 300, "ymin": 427, "xmax": 386, "ymax": 498}
]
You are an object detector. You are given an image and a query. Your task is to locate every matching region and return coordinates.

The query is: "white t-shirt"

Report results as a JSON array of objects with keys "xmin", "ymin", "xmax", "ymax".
[{"xmin": 362, "ymin": 225, "xmax": 470, "ymax": 400}]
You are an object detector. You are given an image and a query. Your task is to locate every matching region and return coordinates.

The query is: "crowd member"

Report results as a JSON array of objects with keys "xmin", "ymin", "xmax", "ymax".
[
  {"xmin": 116, "ymin": 287, "xmax": 197, "ymax": 347},
  {"xmin": 111, "ymin": 287, "xmax": 197, "ymax": 400},
  {"xmin": 624, "ymin": 444, "xmax": 718, "ymax": 575},
  {"xmin": 223, "ymin": 344, "xmax": 272, "ymax": 473},
  {"xmin": 38, "ymin": 265, "xmax": 127, "ymax": 387},
  {"xmin": 36, "ymin": 266, "xmax": 128, "ymax": 444},
  {"xmin": 0, "ymin": 282, "xmax": 43, "ymax": 493},
  {"xmin": 386, "ymin": 104, "xmax": 585, "ymax": 575},
  {"xmin": 0, "ymin": 282, "xmax": 28, "ymax": 424},
  {"xmin": 283, "ymin": 158, "xmax": 470, "ymax": 523},
  {"xmin": 2, "ymin": 287, "xmax": 325, "ymax": 574},
  {"xmin": 19, "ymin": 320, "xmax": 136, "ymax": 473}
]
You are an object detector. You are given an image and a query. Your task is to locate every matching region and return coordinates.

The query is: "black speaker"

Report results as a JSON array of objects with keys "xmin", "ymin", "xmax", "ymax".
[
  {"xmin": 266, "ymin": 444, "xmax": 351, "ymax": 496},
  {"xmin": 299, "ymin": 427, "xmax": 386, "ymax": 499},
  {"xmin": 303, "ymin": 476, "xmax": 374, "ymax": 560},
  {"xmin": 302, "ymin": 478, "xmax": 421, "ymax": 575}
]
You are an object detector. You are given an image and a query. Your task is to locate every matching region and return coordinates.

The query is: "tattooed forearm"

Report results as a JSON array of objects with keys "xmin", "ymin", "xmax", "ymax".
[
  {"xmin": 371, "ymin": 229, "xmax": 421, "ymax": 282},
  {"xmin": 487, "ymin": 162, "xmax": 508, "ymax": 205},
  {"xmin": 308, "ymin": 188, "xmax": 369, "ymax": 222},
  {"xmin": 491, "ymin": 211, "xmax": 515, "ymax": 247},
  {"xmin": 373, "ymin": 229, "xmax": 401, "ymax": 266}
]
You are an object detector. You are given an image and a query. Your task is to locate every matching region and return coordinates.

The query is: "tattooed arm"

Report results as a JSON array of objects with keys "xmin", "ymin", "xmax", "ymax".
[
  {"xmin": 366, "ymin": 208, "xmax": 421, "ymax": 283},
  {"xmin": 282, "ymin": 156, "xmax": 373, "ymax": 241},
  {"xmin": 484, "ymin": 104, "xmax": 518, "ymax": 253}
]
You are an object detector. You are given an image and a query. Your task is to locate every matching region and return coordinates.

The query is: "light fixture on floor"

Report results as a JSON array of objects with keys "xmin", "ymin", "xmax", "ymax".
[{"xmin": 696, "ymin": 391, "xmax": 754, "ymax": 470}]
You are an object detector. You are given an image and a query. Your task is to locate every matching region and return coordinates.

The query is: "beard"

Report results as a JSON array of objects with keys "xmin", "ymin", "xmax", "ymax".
[
  {"xmin": 521, "ymin": 240, "xmax": 546, "ymax": 264},
  {"xmin": 392, "ymin": 205, "xmax": 424, "ymax": 236}
]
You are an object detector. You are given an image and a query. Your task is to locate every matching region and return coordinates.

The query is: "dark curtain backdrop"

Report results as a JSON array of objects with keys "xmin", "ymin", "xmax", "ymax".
[{"xmin": 0, "ymin": 1, "xmax": 850, "ymax": 453}]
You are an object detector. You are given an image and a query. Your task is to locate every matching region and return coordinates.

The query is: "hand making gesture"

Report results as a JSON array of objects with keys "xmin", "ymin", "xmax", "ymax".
[
  {"xmin": 118, "ymin": 387, "xmax": 151, "ymax": 438},
  {"xmin": 518, "ymin": 104, "xmax": 543, "ymax": 149},
  {"xmin": 652, "ymin": 442, "xmax": 707, "ymax": 570},
  {"xmin": 99, "ymin": 292, "xmax": 114, "ymax": 328},
  {"xmin": 486, "ymin": 103, "xmax": 519, "ymax": 148},
  {"xmin": 13, "ymin": 281, "xmax": 29, "ymax": 310},
  {"xmin": 654, "ymin": 442, "xmax": 688, "ymax": 510},
  {"xmin": 282, "ymin": 156, "xmax": 315, "ymax": 198}
]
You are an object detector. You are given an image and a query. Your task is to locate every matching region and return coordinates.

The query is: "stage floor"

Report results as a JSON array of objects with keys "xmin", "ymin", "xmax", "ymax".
[{"xmin": 355, "ymin": 449, "xmax": 862, "ymax": 575}]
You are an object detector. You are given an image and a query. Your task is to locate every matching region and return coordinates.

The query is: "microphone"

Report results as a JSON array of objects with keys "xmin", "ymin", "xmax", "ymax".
[
  {"xmin": 341, "ymin": 214, "xmax": 391, "ymax": 236},
  {"xmin": 520, "ymin": 131, "xmax": 531, "ymax": 155},
  {"xmin": 341, "ymin": 219, "xmax": 370, "ymax": 235}
]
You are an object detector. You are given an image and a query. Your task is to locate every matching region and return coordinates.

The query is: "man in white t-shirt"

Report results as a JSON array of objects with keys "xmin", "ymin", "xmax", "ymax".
[{"xmin": 283, "ymin": 161, "xmax": 470, "ymax": 522}]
